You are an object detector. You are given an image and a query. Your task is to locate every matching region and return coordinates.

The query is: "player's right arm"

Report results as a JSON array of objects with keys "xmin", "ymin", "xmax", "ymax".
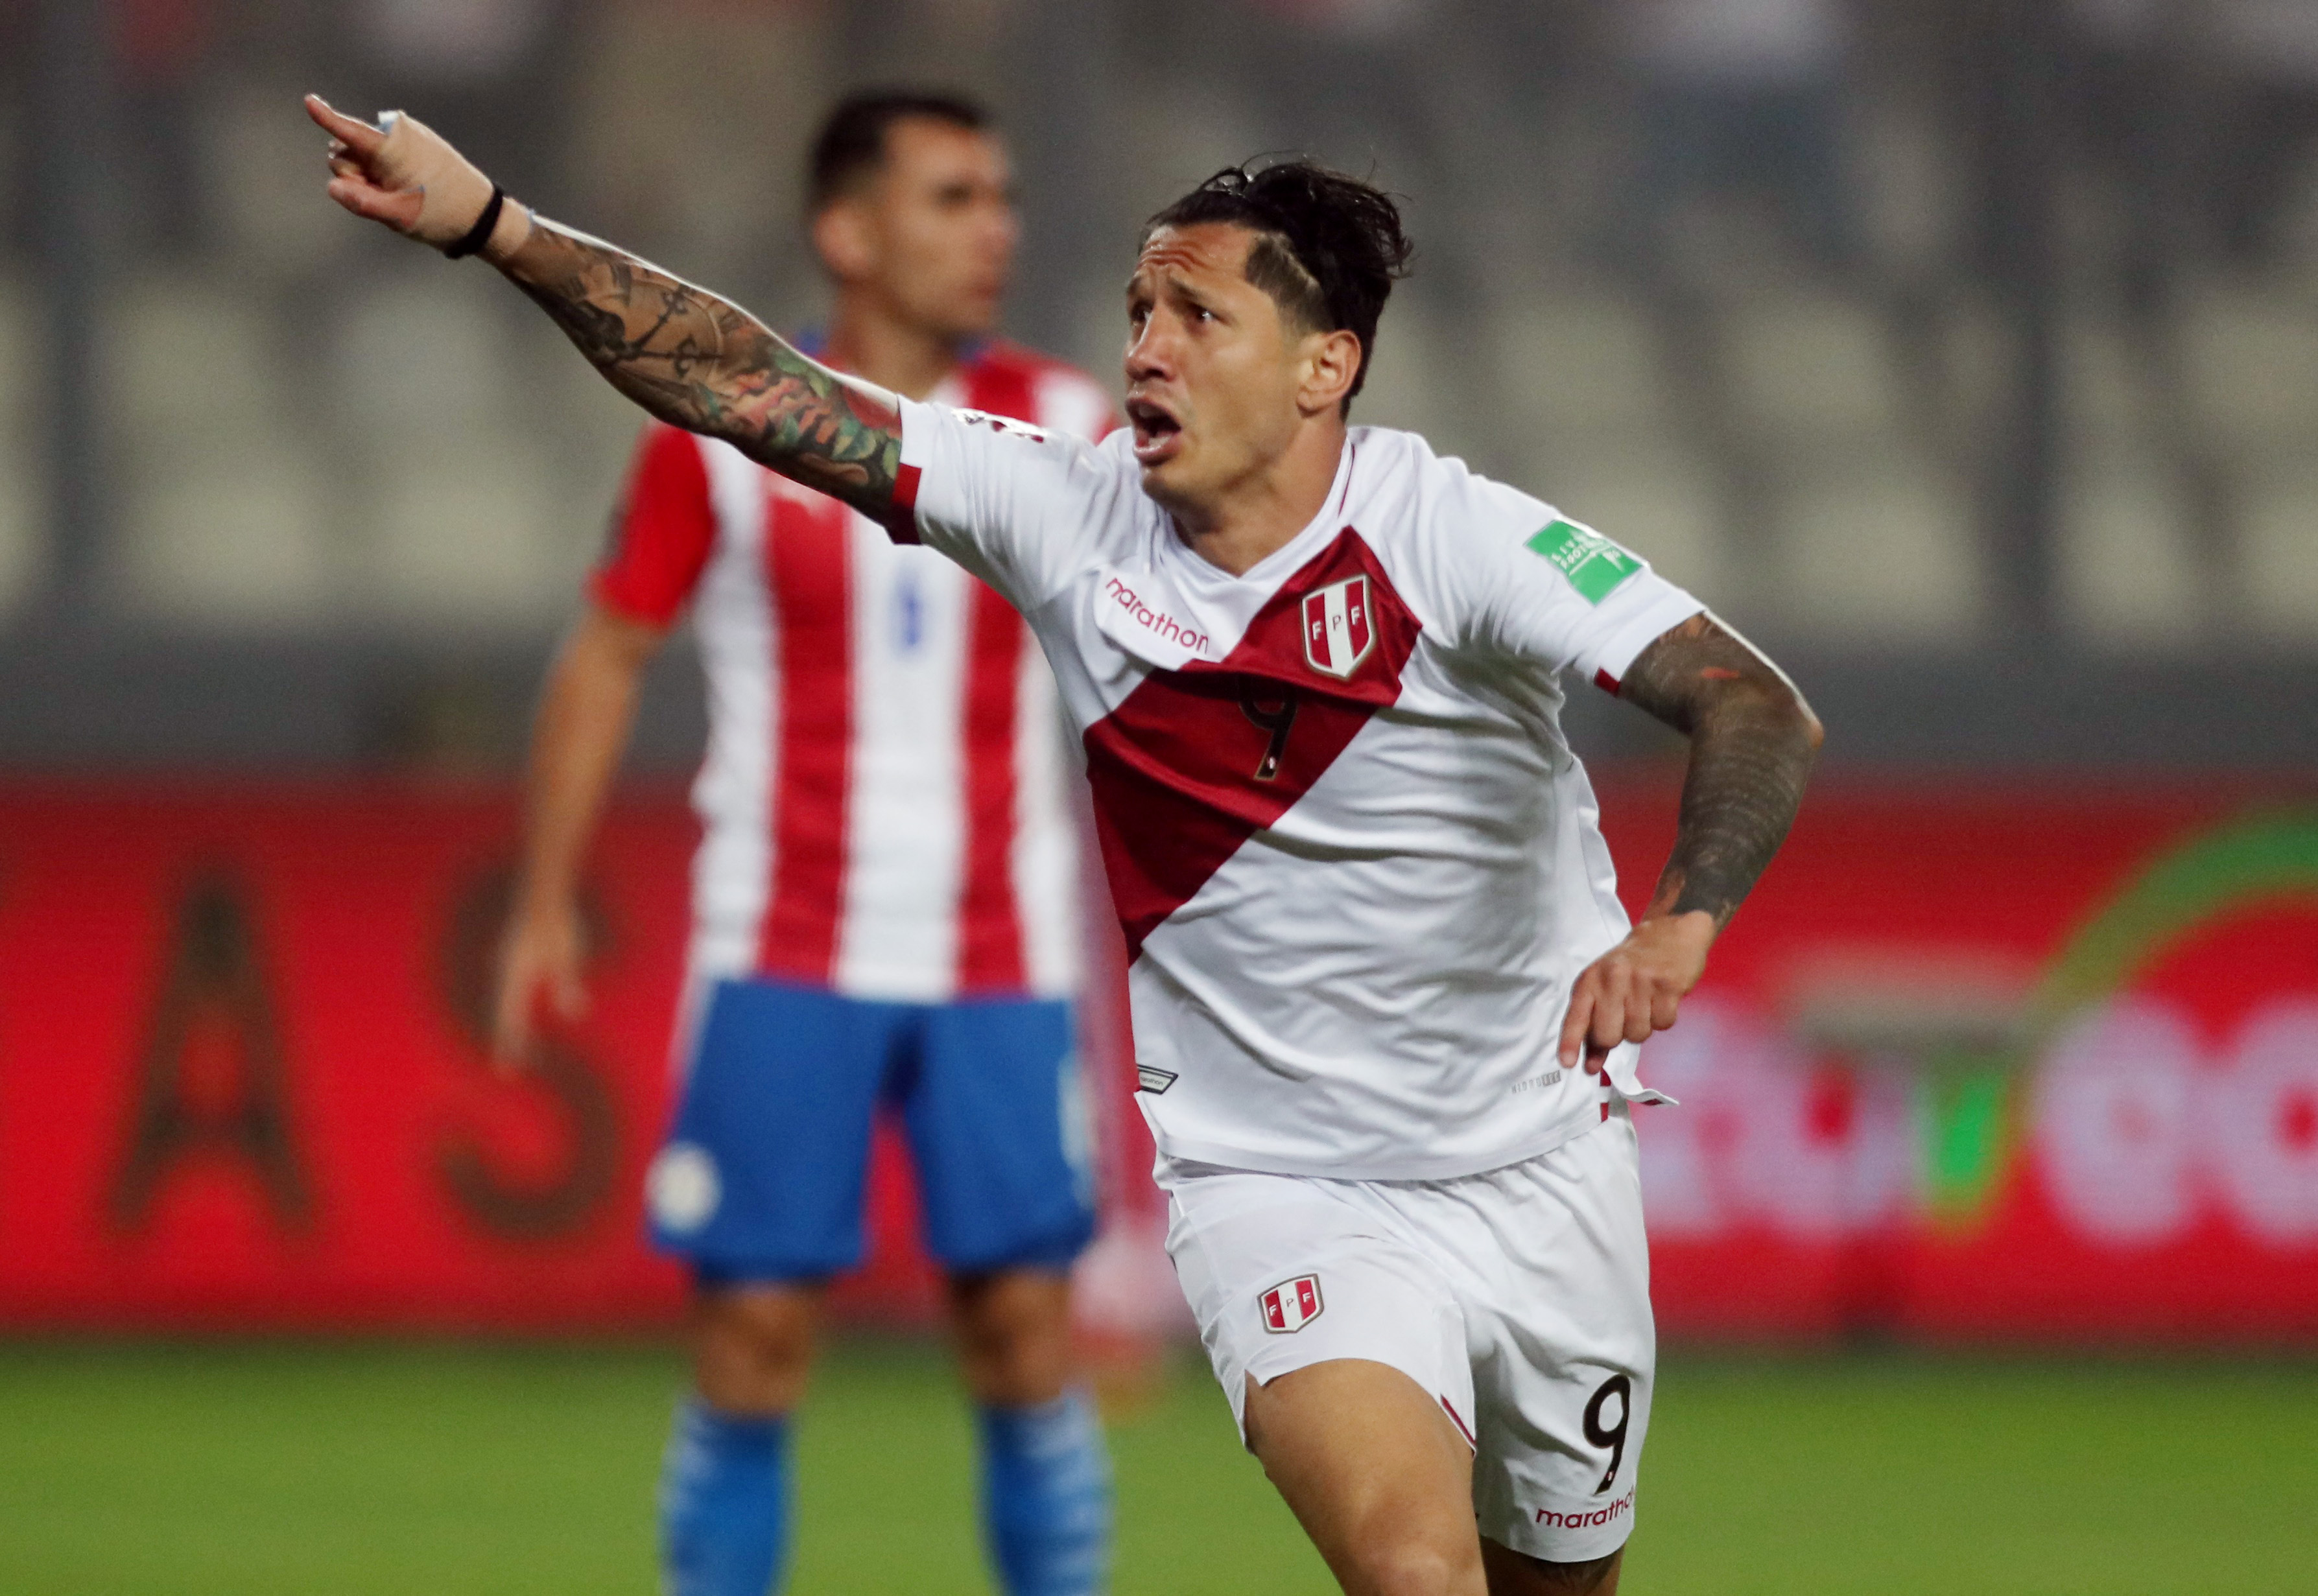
[
  {"xmin": 1450, "ymin": 495, "xmax": 1821, "ymax": 1072},
  {"xmin": 1555, "ymin": 613, "xmax": 1821, "ymax": 1072},
  {"xmin": 304, "ymin": 95, "xmax": 904, "ymax": 524},
  {"xmin": 495, "ymin": 419, "xmax": 718, "ymax": 1064},
  {"xmin": 493, "ymin": 604, "xmax": 665, "ymax": 1065}
]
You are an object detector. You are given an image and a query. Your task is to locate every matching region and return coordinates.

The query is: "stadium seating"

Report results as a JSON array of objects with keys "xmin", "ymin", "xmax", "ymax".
[
  {"xmin": 2239, "ymin": 471, "xmax": 2318, "ymax": 642},
  {"xmin": 1771, "ymin": 451, "xmax": 1980, "ymax": 642},
  {"xmin": 1721, "ymin": 292, "xmax": 1908, "ymax": 448},
  {"xmin": 0, "ymin": 275, "xmax": 36, "ymax": 620},
  {"xmin": 119, "ymin": 443, "xmax": 336, "ymax": 627},
  {"xmin": 2055, "ymin": 449, "xmax": 2205, "ymax": 650},
  {"xmin": 7, "ymin": 19, "xmax": 2314, "ymax": 660},
  {"xmin": 104, "ymin": 278, "xmax": 337, "ymax": 626}
]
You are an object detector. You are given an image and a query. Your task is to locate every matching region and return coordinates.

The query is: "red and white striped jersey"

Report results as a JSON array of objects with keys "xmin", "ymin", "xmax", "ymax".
[{"xmin": 590, "ymin": 342, "xmax": 1115, "ymax": 1002}]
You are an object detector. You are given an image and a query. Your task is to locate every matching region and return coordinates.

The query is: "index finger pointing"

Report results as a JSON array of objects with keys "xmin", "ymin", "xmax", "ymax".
[
  {"xmin": 305, "ymin": 95, "xmax": 384, "ymax": 154},
  {"xmin": 1558, "ymin": 988, "xmax": 1594, "ymax": 1070}
]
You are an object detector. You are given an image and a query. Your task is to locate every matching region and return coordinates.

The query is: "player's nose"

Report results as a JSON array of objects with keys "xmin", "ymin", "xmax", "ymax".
[
  {"xmin": 1124, "ymin": 316, "xmax": 1174, "ymax": 381},
  {"xmin": 980, "ymin": 206, "xmax": 1019, "ymax": 263}
]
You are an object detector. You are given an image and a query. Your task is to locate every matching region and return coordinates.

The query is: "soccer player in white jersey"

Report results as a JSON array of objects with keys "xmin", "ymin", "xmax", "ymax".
[
  {"xmin": 486, "ymin": 93, "xmax": 1113, "ymax": 1596},
  {"xmin": 311, "ymin": 97, "xmax": 1822, "ymax": 1595}
]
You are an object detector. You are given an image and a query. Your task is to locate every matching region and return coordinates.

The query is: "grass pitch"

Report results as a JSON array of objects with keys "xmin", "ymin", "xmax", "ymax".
[{"xmin": 0, "ymin": 1339, "xmax": 2309, "ymax": 1594}]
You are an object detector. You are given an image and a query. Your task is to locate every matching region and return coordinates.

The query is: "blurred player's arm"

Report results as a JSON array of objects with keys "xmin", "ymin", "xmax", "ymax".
[
  {"xmin": 493, "ymin": 605, "xmax": 665, "ymax": 1065},
  {"xmin": 304, "ymin": 95, "xmax": 903, "ymax": 522},
  {"xmin": 1559, "ymin": 613, "xmax": 1822, "ymax": 1071}
]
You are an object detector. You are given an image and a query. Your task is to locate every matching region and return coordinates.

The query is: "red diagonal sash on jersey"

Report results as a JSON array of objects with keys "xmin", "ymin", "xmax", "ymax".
[{"xmin": 1084, "ymin": 529, "xmax": 1421, "ymax": 959}]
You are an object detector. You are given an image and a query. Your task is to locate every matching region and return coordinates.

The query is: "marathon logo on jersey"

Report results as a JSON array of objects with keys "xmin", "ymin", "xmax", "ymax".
[
  {"xmin": 1097, "ymin": 569, "xmax": 1214, "ymax": 669},
  {"xmin": 1259, "ymin": 1273, "xmax": 1325, "ymax": 1333},
  {"xmin": 1526, "ymin": 519, "xmax": 1644, "ymax": 605},
  {"xmin": 1136, "ymin": 1064, "xmax": 1178, "ymax": 1095},
  {"xmin": 1301, "ymin": 576, "xmax": 1375, "ymax": 680}
]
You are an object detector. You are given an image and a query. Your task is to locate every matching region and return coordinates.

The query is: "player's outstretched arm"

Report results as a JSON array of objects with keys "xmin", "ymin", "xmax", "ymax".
[
  {"xmin": 493, "ymin": 222, "xmax": 902, "ymax": 516},
  {"xmin": 303, "ymin": 95, "xmax": 901, "ymax": 521},
  {"xmin": 1558, "ymin": 613, "xmax": 1821, "ymax": 1072}
]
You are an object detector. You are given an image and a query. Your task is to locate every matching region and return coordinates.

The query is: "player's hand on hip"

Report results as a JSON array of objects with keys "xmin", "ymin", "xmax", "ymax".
[
  {"xmin": 303, "ymin": 94, "xmax": 519, "ymax": 253},
  {"xmin": 491, "ymin": 898, "xmax": 590, "ymax": 1070},
  {"xmin": 1558, "ymin": 910, "xmax": 1716, "ymax": 1075}
]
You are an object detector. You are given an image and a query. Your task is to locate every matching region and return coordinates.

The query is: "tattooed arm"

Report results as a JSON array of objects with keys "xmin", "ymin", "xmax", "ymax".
[
  {"xmin": 495, "ymin": 222, "xmax": 900, "ymax": 513},
  {"xmin": 1619, "ymin": 612, "xmax": 1822, "ymax": 926},
  {"xmin": 304, "ymin": 95, "xmax": 899, "ymax": 518},
  {"xmin": 1557, "ymin": 613, "xmax": 1821, "ymax": 1072}
]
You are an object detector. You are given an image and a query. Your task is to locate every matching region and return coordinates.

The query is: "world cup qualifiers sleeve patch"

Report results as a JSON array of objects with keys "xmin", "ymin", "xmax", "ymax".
[{"xmin": 1525, "ymin": 519, "xmax": 1644, "ymax": 605}]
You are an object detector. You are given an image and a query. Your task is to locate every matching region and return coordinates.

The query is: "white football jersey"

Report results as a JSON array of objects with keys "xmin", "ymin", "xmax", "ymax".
[{"xmin": 891, "ymin": 402, "xmax": 1703, "ymax": 1180}]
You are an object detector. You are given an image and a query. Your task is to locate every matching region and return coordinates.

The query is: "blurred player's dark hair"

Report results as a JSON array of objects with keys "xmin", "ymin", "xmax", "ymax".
[
  {"xmin": 1146, "ymin": 161, "xmax": 1415, "ymax": 409},
  {"xmin": 809, "ymin": 90, "xmax": 993, "ymax": 211}
]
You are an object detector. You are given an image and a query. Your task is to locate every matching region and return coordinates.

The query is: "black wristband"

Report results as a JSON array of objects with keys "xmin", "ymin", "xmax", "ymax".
[{"xmin": 444, "ymin": 184, "xmax": 506, "ymax": 259}]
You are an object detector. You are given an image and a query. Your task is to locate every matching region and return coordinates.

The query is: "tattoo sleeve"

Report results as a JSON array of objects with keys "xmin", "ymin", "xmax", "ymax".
[
  {"xmin": 1616, "ymin": 613, "xmax": 1823, "ymax": 928},
  {"xmin": 494, "ymin": 218, "xmax": 901, "ymax": 519}
]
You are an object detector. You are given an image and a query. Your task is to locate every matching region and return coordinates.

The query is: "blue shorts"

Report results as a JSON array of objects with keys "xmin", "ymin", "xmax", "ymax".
[{"xmin": 644, "ymin": 978, "xmax": 1096, "ymax": 1284}]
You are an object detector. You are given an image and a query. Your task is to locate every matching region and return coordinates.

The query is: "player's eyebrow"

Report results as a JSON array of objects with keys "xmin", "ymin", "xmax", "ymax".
[
  {"xmin": 1169, "ymin": 277, "xmax": 1227, "ymax": 320},
  {"xmin": 1130, "ymin": 265, "xmax": 1218, "ymax": 314},
  {"xmin": 1124, "ymin": 266, "xmax": 1177, "ymax": 307}
]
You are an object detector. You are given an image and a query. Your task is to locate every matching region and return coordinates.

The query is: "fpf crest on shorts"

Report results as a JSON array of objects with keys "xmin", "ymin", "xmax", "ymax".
[{"xmin": 1259, "ymin": 1273, "xmax": 1325, "ymax": 1333}]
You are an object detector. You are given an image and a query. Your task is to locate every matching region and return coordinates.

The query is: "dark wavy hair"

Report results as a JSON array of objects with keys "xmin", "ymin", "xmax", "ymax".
[{"xmin": 1145, "ymin": 160, "xmax": 1415, "ymax": 412}]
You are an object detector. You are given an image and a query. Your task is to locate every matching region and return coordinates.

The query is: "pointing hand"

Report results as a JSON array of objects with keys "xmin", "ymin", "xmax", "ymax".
[
  {"xmin": 303, "ymin": 94, "xmax": 524, "ymax": 256},
  {"xmin": 1557, "ymin": 911, "xmax": 1716, "ymax": 1075}
]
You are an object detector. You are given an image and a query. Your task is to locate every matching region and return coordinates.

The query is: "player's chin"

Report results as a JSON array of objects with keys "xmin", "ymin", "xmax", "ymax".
[
  {"xmin": 1135, "ymin": 447, "xmax": 1198, "ymax": 503},
  {"xmin": 926, "ymin": 294, "xmax": 1002, "ymax": 342},
  {"xmin": 932, "ymin": 314, "xmax": 1000, "ymax": 346}
]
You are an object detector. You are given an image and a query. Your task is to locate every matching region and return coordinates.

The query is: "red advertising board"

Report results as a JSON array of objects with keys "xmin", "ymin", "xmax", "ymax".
[
  {"xmin": 1601, "ymin": 780, "xmax": 2318, "ymax": 1341},
  {"xmin": 1, "ymin": 778, "xmax": 2313, "ymax": 1339},
  {"xmin": 0, "ymin": 785, "xmax": 696, "ymax": 1328}
]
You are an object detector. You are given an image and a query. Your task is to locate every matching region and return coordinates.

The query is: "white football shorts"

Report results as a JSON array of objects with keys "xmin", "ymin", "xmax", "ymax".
[{"xmin": 1161, "ymin": 1104, "xmax": 1654, "ymax": 1564}]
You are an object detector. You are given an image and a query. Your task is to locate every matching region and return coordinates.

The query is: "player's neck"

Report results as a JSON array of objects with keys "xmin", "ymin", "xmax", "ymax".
[
  {"xmin": 824, "ymin": 296, "xmax": 965, "ymax": 402},
  {"xmin": 1170, "ymin": 420, "xmax": 1348, "ymax": 578}
]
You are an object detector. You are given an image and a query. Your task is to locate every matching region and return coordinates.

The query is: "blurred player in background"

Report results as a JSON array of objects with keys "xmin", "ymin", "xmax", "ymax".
[
  {"xmin": 488, "ymin": 93, "xmax": 1115, "ymax": 1596},
  {"xmin": 315, "ymin": 93, "xmax": 1821, "ymax": 1596}
]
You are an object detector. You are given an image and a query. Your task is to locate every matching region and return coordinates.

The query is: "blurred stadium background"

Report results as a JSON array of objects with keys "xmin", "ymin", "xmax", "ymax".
[{"xmin": 1, "ymin": 1, "xmax": 2315, "ymax": 1592}]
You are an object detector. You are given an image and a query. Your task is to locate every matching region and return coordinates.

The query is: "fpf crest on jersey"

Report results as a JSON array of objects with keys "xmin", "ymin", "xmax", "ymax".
[{"xmin": 1302, "ymin": 574, "xmax": 1375, "ymax": 679}]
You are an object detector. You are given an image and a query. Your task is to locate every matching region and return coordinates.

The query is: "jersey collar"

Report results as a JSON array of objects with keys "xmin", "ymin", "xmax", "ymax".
[
  {"xmin": 1147, "ymin": 434, "xmax": 1366, "ymax": 652},
  {"xmin": 1160, "ymin": 433, "xmax": 1363, "ymax": 596}
]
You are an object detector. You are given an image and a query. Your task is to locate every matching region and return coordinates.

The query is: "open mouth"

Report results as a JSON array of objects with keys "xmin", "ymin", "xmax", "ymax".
[{"xmin": 1126, "ymin": 397, "xmax": 1183, "ymax": 465}]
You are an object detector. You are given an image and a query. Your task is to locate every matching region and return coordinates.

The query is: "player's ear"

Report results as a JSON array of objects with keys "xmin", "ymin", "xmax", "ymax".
[
  {"xmin": 1298, "ymin": 327, "xmax": 1362, "ymax": 418},
  {"xmin": 812, "ymin": 200, "xmax": 877, "ymax": 282}
]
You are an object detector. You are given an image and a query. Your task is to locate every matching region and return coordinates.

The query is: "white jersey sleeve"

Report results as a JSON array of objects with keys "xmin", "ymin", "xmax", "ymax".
[
  {"xmin": 893, "ymin": 396, "xmax": 1132, "ymax": 611},
  {"xmin": 1437, "ymin": 476, "xmax": 1705, "ymax": 688}
]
